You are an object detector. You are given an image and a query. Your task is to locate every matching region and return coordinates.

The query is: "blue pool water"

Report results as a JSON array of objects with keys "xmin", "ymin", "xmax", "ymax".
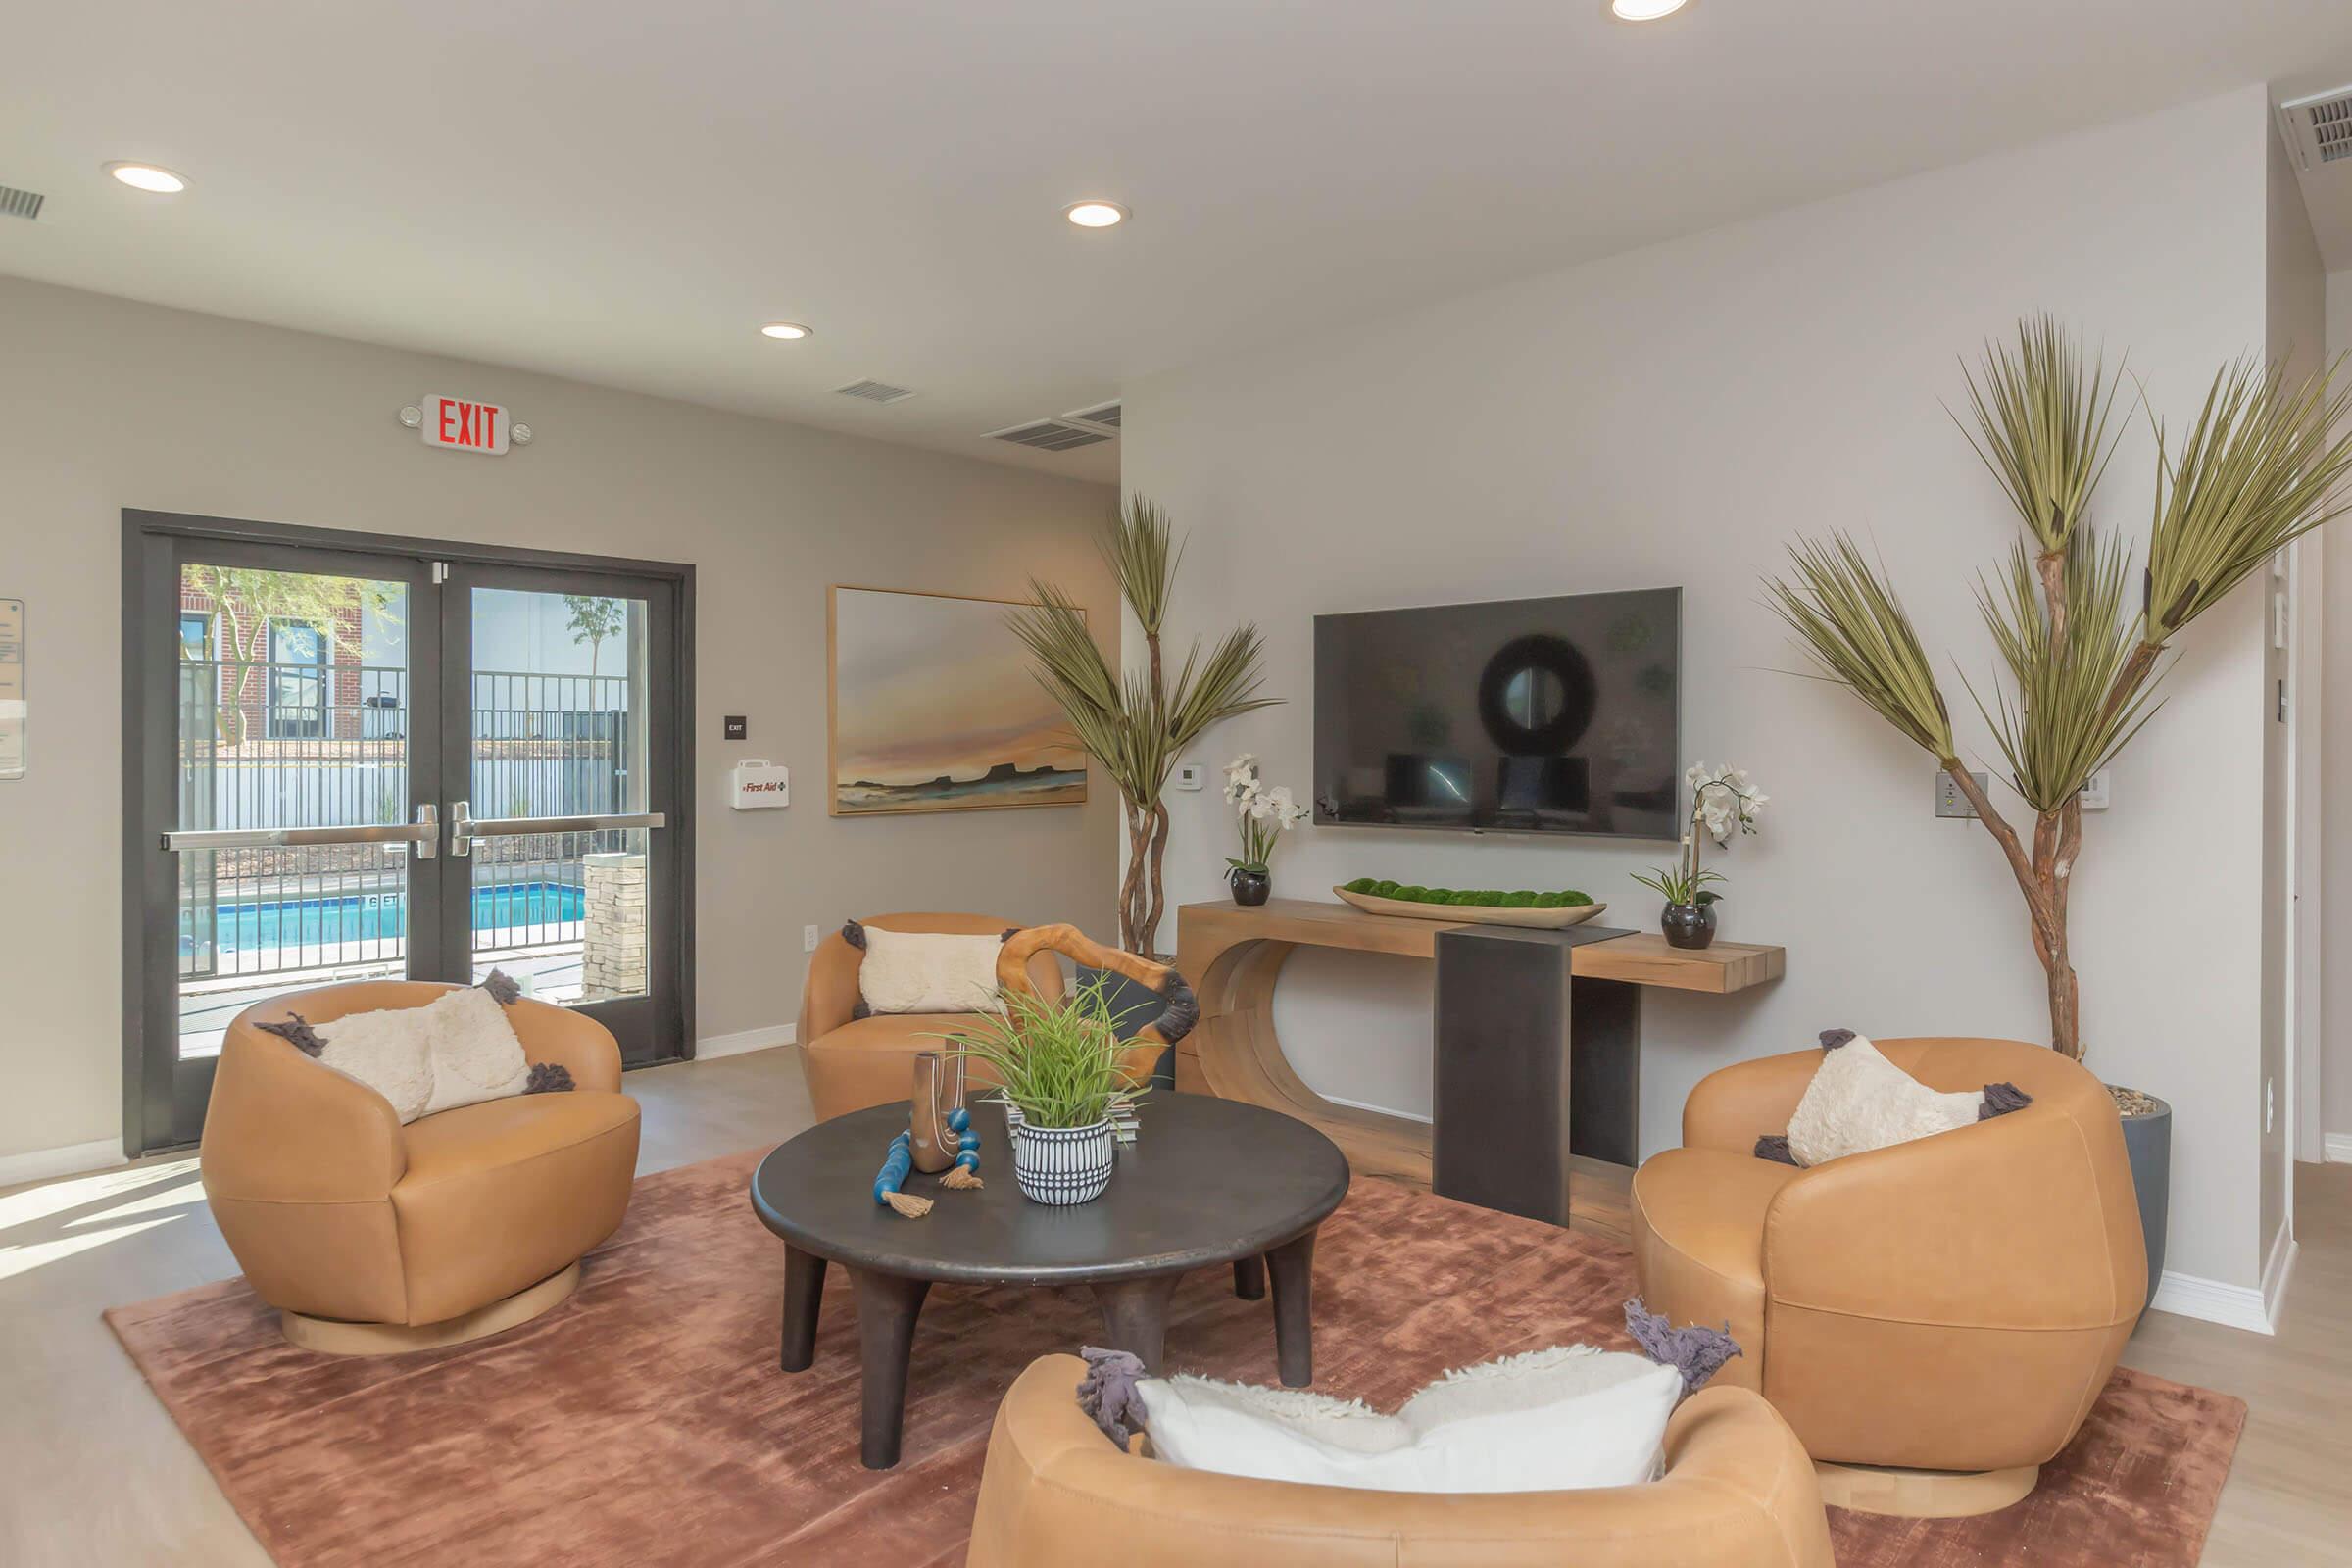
[{"xmin": 182, "ymin": 882, "xmax": 584, "ymax": 957}]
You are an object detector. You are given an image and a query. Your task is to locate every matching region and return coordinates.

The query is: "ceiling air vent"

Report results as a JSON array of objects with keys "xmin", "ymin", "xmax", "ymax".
[
  {"xmin": 835, "ymin": 379, "xmax": 918, "ymax": 405},
  {"xmin": 2278, "ymin": 86, "xmax": 2352, "ymax": 170},
  {"xmin": 984, "ymin": 418, "xmax": 1113, "ymax": 453},
  {"xmin": 1061, "ymin": 400, "xmax": 1122, "ymax": 431},
  {"xmin": 0, "ymin": 183, "xmax": 46, "ymax": 221}
]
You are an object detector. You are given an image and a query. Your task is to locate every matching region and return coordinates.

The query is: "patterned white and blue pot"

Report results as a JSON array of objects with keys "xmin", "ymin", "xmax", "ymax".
[{"xmin": 1012, "ymin": 1116, "xmax": 1116, "ymax": 1205}]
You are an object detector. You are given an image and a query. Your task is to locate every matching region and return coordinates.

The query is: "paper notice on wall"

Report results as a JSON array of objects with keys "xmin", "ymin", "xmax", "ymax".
[{"xmin": 0, "ymin": 598, "xmax": 24, "ymax": 780}]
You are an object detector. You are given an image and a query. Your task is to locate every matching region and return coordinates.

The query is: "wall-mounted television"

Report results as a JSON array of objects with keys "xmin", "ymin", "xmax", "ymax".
[{"xmin": 1312, "ymin": 587, "xmax": 1681, "ymax": 839}]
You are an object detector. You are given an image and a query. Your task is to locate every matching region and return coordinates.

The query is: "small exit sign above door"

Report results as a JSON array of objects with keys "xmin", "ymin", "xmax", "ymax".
[{"xmin": 415, "ymin": 394, "xmax": 515, "ymax": 455}]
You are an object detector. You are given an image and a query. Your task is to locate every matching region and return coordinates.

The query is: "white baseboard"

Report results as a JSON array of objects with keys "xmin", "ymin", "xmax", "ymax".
[
  {"xmin": 695, "ymin": 1023, "xmax": 796, "ymax": 1061},
  {"xmin": 0, "ymin": 1138, "xmax": 126, "ymax": 1190},
  {"xmin": 2147, "ymin": 1241, "xmax": 2297, "ymax": 1337},
  {"xmin": 2148, "ymin": 1271, "xmax": 2273, "ymax": 1334},
  {"xmin": 1316, "ymin": 1092, "xmax": 1434, "ymax": 1125},
  {"xmin": 2326, "ymin": 1131, "xmax": 2352, "ymax": 1163},
  {"xmin": 2261, "ymin": 1222, "xmax": 2298, "ymax": 1331}
]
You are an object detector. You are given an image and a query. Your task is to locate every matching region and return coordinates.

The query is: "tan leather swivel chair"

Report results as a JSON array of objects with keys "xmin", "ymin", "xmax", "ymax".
[
  {"xmin": 796, "ymin": 914, "xmax": 1165, "ymax": 1122},
  {"xmin": 201, "ymin": 981, "xmax": 640, "ymax": 1354},
  {"xmin": 1633, "ymin": 1038, "xmax": 2144, "ymax": 1517},
  {"xmin": 969, "ymin": 1353, "xmax": 1836, "ymax": 1568}
]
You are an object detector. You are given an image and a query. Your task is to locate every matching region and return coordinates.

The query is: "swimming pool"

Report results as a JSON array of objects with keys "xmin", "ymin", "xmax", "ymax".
[{"xmin": 181, "ymin": 882, "xmax": 585, "ymax": 958}]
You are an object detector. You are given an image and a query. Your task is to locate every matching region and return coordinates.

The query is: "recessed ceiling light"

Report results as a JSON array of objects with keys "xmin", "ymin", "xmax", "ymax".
[
  {"xmin": 1609, "ymin": 0, "xmax": 1690, "ymax": 19},
  {"xmin": 760, "ymin": 321, "xmax": 813, "ymax": 340},
  {"xmin": 106, "ymin": 162, "xmax": 188, "ymax": 194},
  {"xmin": 1063, "ymin": 200, "xmax": 1128, "ymax": 229}
]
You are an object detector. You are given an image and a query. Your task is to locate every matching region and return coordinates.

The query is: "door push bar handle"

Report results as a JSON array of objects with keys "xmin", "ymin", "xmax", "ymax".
[
  {"xmin": 164, "ymin": 805, "xmax": 439, "ymax": 859},
  {"xmin": 447, "ymin": 800, "xmax": 666, "ymax": 857}
]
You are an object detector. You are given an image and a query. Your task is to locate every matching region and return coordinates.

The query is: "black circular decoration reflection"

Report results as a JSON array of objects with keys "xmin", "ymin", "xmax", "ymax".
[{"xmin": 1477, "ymin": 634, "xmax": 1597, "ymax": 755}]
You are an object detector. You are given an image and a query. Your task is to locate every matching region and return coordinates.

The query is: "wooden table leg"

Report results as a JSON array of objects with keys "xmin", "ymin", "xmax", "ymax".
[
  {"xmin": 1233, "ymin": 1254, "xmax": 1267, "ymax": 1300},
  {"xmin": 850, "ymin": 1268, "xmax": 931, "ymax": 1469},
  {"xmin": 1266, "ymin": 1228, "xmax": 1317, "ymax": 1387},
  {"xmin": 1091, "ymin": 1273, "xmax": 1182, "ymax": 1373},
  {"xmin": 780, "ymin": 1246, "xmax": 827, "ymax": 1371}
]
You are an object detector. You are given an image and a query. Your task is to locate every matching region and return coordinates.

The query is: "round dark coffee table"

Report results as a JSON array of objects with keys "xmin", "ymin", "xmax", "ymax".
[{"xmin": 750, "ymin": 1094, "xmax": 1348, "ymax": 1468}]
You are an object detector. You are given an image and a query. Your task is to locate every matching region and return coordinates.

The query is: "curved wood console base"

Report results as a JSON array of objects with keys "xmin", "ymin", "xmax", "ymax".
[
  {"xmin": 1814, "ymin": 1459, "xmax": 2040, "ymax": 1518},
  {"xmin": 280, "ymin": 1262, "xmax": 582, "ymax": 1355},
  {"xmin": 1176, "ymin": 900, "xmax": 1786, "ymax": 1242}
]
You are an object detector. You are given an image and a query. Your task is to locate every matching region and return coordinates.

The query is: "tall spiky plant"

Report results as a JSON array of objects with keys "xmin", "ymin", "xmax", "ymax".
[
  {"xmin": 1008, "ymin": 497, "xmax": 1278, "ymax": 954},
  {"xmin": 1767, "ymin": 318, "xmax": 2352, "ymax": 1061}
]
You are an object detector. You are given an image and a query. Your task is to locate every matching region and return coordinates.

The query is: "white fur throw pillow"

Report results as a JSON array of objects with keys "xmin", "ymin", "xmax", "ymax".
[
  {"xmin": 1136, "ymin": 1345, "xmax": 1681, "ymax": 1494},
  {"xmin": 1783, "ymin": 1032, "xmax": 1987, "ymax": 1166},
  {"xmin": 855, "ymin": 927, "xmax": 1004, "ymax": 1015},
  {"xmin": 418, "ymin": 985, "xmax": 533, "ymax": 1115},
  {"xmin": 298, "ymin": 983, "xmax": 531, "ymax": 1124}
]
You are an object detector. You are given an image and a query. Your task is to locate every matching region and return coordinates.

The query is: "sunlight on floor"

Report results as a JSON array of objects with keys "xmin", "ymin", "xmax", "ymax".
[
  {"xmin": 0, "ymin": 1159, "xmax": 198, "ymax": 1235},
  {"xmin": 0, "ymin": 1217, "xmax": 178, "ymax": 1285}
]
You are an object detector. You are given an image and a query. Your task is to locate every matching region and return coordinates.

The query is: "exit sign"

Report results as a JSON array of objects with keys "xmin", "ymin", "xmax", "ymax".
[{"xmin": 421, "ymin": 394, "xmax": 509, "ymax": 455}]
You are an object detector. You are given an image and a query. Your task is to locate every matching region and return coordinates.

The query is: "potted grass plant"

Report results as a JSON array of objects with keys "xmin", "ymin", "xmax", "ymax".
[
  {"xmin": 948, "ymin": 977, "xmax": 1149, "ymax": 1206},
  {"xmin": 1764, "ymin": 317, "xmax": 2352, "ymax": 1306},
  {"xmin": 1008, "ymin": 497, "xmax": 1278, "ymax": 959}
]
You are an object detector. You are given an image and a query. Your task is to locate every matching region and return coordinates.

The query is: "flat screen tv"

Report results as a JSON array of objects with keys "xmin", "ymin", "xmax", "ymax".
[{"xmin": 1313, "ymin": 587, "xmax": 1681, "ymax": 839}]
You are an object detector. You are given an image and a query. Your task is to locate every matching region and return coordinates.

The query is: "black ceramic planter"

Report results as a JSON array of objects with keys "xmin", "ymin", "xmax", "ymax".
[
  {"xmin": 1228, "ymin": 866, "xmax": 1272, "ymax": 906},
  {"xmin": 1660, "ymin": 902, "xmax": 1717, "ymax": 950},
  {"xmin": 2120, "ymin": 1095, "xmax": 2172, "ymax": 1319}
]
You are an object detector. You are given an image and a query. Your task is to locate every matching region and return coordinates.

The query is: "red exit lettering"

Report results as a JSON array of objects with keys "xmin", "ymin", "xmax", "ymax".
[{"xmin": 419, "ymin": 394, "xmax": 510, "ymax": 456}]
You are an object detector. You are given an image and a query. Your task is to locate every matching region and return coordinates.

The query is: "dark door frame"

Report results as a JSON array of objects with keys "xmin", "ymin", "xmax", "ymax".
[{"xmin": 122, "ymin": 509, "xmax": 696, "ymax": 1157}]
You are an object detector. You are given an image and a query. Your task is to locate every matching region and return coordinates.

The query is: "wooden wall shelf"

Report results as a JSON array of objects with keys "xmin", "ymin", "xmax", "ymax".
[{"xmin": 1174, "ymin": 899, "xmax": 1786, "ymax": 1241}]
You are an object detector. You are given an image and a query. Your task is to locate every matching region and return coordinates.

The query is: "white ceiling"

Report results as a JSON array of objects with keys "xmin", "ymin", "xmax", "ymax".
[{"xmin": 9, "ymin": 2, "xmax": 2352, "ymax": 483}]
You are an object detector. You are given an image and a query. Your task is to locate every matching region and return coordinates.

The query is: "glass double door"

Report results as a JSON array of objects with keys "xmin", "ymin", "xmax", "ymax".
[{"xmin": 132, "ymin": 527, "xmax": 687, "ymax": 1152}]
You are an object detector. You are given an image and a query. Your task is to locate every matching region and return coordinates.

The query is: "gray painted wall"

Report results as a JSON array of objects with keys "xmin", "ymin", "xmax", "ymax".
[
  {"xmin": 1126, "ymin": 87, "xmax": 2280, "ymax": 1290},
  {"xmin": 0, "ymin": 275, "xmax": 1120, "ymax": 1163}
]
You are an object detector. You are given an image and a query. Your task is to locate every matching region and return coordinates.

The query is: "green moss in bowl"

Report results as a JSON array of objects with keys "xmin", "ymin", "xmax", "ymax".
[{"xmin": 1342, "ymin": 878, "xmax": 1592, "ymax": 910}]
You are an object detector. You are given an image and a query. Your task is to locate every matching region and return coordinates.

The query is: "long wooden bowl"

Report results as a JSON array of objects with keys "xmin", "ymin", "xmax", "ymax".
[{"xmin": 1332, "ymin": 887, "xmax": 1610, "ymax": 929}]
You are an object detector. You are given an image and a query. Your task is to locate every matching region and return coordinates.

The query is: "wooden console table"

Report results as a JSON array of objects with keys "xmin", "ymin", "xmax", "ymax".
[{"xmin": 1174, "ymin": 899, "xmax": 1785, "ymax": 1241}]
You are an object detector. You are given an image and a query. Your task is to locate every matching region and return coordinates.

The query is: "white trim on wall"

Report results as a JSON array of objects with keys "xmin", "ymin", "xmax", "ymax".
[
  {"xmin": 0, "ymin": 1138, "xmax": 125, "ymax": 1191},
  {"xmin": 2326, "ymin": 1132, "xmax": 2352, "ymax": 1163},
  {"xmin": 696, "ymin": 1022, "xmax": 796, "ymax": 1060},
  {"xmin": 2152, "ymin": 1219, "xmax": 2298, "ymax": 1335},
  {"xmin": 2149, "ymin": 1271, "xmax": 2275, "ymax": 1335}
]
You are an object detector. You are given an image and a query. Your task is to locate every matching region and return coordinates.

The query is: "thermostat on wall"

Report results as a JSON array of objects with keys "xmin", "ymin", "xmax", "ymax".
[{"xmin": 730, "ymin": 760, "xmax": 789, "ymax": 809}]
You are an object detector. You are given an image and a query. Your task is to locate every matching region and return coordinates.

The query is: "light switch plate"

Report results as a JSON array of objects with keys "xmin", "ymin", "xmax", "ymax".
[
  {"xmin": 1935, "ymin": 770, "xmax": 1987, "ymax": 819},
  {"xmin": 2079, "ymin": 769, "xmax": 2110, "ymax": 810},
  {"xmin": 804, "ymin": 924, "xmax": 819, "ymax": 953},
  {"xmin": 1174, "ymin": 763, "xmax": 1206, "ymax": 792}
]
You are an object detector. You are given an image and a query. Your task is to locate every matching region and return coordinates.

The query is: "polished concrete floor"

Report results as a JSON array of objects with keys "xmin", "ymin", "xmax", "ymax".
[{"xmin": 1, "ymin": 1046, "xmax": 2345, "ymax": 1565}]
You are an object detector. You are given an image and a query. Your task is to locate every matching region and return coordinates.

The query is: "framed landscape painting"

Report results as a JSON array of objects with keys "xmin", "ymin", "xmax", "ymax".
[{"xmin": 827, "ymin": 585, "xmax": 1089, "ymax": 816}]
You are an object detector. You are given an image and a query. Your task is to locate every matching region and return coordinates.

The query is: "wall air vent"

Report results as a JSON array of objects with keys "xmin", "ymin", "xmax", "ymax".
[
  {"xmin": 1060, "ymin": 400, "xmax": 1122, "ymax": 430},
  {"xmin": 0, "ymin": 183, "xmax": 46, "ymax": 220},
  {"xmin": 984, "ymin": 418, "xmax": 1113, "ymax": 453},
  {"xmin": 2278, "ymin": 86, "xmax": 2352, "ymax": 170},
  {"xmin": 835, "ymin": 379, "xmax": 918, "ymax": 405}
]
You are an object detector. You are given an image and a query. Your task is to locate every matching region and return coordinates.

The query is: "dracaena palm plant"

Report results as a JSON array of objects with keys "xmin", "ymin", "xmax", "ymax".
[
  {"xmin": 1007, "ymin": 497, "xmax": 1279, "ymax": 955},
  {"xmin": 1766, "ymin": 317, "xmax": 2352, "ymax": 1062}
]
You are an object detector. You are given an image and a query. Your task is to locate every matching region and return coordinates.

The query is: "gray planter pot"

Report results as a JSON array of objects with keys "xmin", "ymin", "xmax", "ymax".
[
  {"xmin": 2120, "ymin": 1096, "xmax": 2172, "ymax": 1321},
  {"xmin": 1080, "ymin": 963, "xmax": 1175, "ymax": 1088}
]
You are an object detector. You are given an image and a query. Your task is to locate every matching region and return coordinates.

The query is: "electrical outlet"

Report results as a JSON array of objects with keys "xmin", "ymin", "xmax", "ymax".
[
  {"xmin": 2079, "ymin": 770, "xmax": 2111, "ymax": 810},
  {"xmin": 1173, "ymin": 764, "xmax": 1206, "ymax": 792},
  {"xmin": 803, "ymin": 924, "xmax": 819, "ymax": 954},
  {"xmin": 1935, "ymin": 770, "xmax": 1986, "ymax": 819}
]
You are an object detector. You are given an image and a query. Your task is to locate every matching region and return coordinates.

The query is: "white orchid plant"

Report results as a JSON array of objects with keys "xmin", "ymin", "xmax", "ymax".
[
  {"xmin": 1634, "ymin": 762, "xmax": 1768, "ymax": 907},
  {"xmin": 1223, "ymin": 755, "xmax": 1311, "ymax": 875}
]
